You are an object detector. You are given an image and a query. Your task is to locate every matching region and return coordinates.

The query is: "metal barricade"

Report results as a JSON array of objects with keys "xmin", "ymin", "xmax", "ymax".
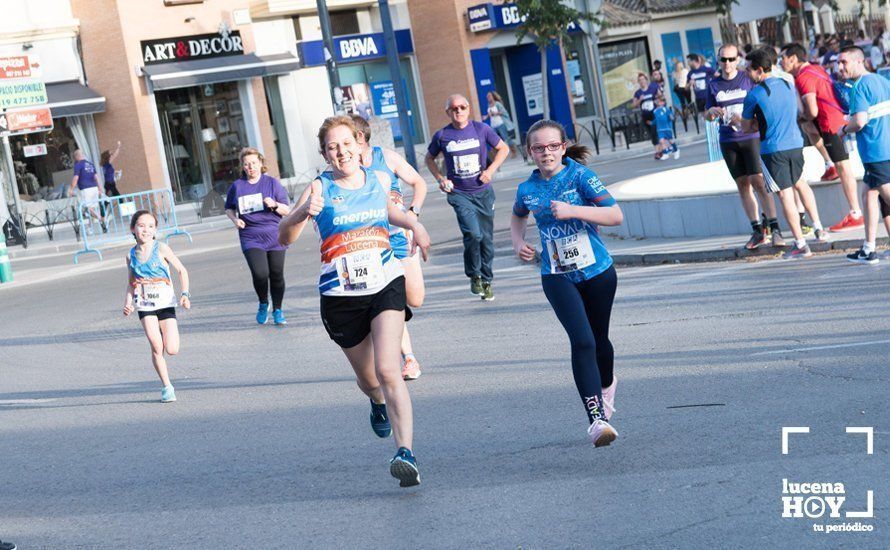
[
  {"xmin": 705, "ymin": 120, "xmax": 723, "ymax": 162},
  {"xmin": 74, "ymin": 188, "xmax": 192, "ymax": 263}
]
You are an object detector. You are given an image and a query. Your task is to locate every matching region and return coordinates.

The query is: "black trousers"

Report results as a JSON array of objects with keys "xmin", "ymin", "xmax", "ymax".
[{"xmin": 243, "ymin": 248, "xmax": 287, "ymax": 310}]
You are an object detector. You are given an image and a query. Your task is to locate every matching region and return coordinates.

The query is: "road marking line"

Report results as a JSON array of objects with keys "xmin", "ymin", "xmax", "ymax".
[{"xmin": 751, "ymin": 338, "xmax": 890, "ymax": 356}]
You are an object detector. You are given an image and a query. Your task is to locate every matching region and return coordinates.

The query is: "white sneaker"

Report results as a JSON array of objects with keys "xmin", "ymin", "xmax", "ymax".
[
  {"xmin": 673, "ymin": 149, "xmax": 680, "ymax": 159},
  {"xmin": 659, "ymin": 153, "xmax": 670, "ymax": 161},
  {"xmin": 587, "ymin": 419, "xmax": 618, "ymax": 447},
  {"xmin": 602, "ymin": 377, "xmax": 617, "ymax": 420}
]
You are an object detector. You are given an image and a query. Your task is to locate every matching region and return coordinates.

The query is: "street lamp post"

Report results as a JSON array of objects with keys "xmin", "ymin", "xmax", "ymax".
[
  {"xmin": 378, "ymin": 0, "xmax": 417, "ymax": 168},
  {"xmin": 316, "ymin": 0, "xmax": 341, "ymax": 113}
]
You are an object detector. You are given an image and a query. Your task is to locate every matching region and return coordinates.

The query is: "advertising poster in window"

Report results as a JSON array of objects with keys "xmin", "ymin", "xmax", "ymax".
[{"xmin": 600, "ymin": 38, "xmax": 651, "ymax": 119}]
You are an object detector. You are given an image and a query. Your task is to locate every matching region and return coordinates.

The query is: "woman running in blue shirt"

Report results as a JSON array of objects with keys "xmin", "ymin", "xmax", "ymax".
[{"xmin": 511, "ymin": 120, "xmax": 623, "ymax": 447}]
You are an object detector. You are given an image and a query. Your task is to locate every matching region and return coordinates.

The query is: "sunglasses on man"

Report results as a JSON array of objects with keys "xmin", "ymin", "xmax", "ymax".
[{"xmin": 449, "ymin": 104, "xmax": 469, "ymax": 112}]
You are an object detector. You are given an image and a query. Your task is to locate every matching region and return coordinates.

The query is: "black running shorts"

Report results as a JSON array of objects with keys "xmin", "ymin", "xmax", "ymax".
[
  {"xmin": 820, "ymin": 131, "xmax": 849, "ymax": 163},
  {"xmin": 320, "ymin": 276, "xmax": 412, "ymax": 349},
  {"xmin": 138, "ymin": 307, "xmax": 176, "ymax": 321},
  {"xmin": 863, "ymin": 160, "xmax": 890, "ymax": 190},
  {"xmin": 761, "ymin": 149, "xmax": 805, "ymax": 191},
  {"xmin": 719, "ymin": 138, "xmax": 762, "ymax": 179}
]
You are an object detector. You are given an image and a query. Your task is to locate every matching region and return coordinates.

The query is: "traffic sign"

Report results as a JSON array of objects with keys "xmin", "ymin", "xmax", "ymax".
[
  {"xmin": 0, "ymin": 107, "xmax": 53, "ymax": 136},
  {"xmin": 0, "ymin": 55, "xmax": 41, "ymax": 80}
]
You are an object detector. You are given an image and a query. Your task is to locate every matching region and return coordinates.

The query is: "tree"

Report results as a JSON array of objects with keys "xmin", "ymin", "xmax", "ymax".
[{"xmin": 508, "ymin": 0, "xmax": 596, "ymax": 120}]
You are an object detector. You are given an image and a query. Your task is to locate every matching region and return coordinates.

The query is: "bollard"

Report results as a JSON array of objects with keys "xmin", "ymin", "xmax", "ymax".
[{"xmin": 0, "ymin": 241, "xmax": 12, "ymax": 283}]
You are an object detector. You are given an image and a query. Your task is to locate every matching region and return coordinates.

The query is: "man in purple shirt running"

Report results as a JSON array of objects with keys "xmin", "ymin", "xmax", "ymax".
[{"xmin": 425, "ymin": 94, "xmax": 509, "ymax": 301}]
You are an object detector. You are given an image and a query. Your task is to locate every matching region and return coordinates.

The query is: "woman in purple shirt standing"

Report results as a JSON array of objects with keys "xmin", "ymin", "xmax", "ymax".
[
  {"xmin": 100, "ymin": 140, "xmax": 122, "ymax": 197},
  {"xmin": 225, "ymin": 148, "xmax": 292, "ymax": 325}
]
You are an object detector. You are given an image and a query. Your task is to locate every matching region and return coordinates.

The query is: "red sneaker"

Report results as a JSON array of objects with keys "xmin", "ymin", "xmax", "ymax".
[
  {"xmin": 829, "ymin": 213, "xmax": 865, "ymax": 232},
  {"xmin": 820, "ymin": 165, "xmax": 839, "ymax": 181}
]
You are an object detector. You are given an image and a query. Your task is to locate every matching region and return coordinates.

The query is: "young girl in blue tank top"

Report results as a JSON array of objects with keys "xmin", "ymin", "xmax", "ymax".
[
  {"xmin": 123, "ymin": 210, "xmax": 191, "ymax": 403},
  {"xmin": 278, "ymin": 116, "xmax": 431, "ymax": 488},
  {"xmin": 511, "ymin": 120, "xmax": 624, "ymax": 448}
]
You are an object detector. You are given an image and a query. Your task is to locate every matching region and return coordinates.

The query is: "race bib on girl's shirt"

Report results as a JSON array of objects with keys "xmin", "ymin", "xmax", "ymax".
[
  {"xmin": 547, "ymin": 230, "xmax": 596, "ymax": 274},
  {"xmin": 238, "ymin": 193, "xmax": 264, "ymax": 215},
  {"xmin": 135, "ymin": 281, "xmax": 176, "ymax": 311}
]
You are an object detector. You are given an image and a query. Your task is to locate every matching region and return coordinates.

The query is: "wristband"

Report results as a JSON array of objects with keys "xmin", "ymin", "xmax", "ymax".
[{"xmin": 181, "ymin": 291, "xmax": 190, "ymax": 298}]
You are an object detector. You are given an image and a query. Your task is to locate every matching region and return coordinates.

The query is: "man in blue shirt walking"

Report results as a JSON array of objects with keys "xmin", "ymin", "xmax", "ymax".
[
  {"xmin": 838, "ymin": 46, "xmax": 890, "ymax": 264},
  {"xmin": 733, "ymin": 49, "xmax": 828, "ymax": 259}
]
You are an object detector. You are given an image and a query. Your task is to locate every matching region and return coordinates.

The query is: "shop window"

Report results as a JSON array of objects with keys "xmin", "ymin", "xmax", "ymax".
[
  {"xmin": 156, "ymin": 82, "xmax": 250, "ymax": 202},
  {"xmin": 9, "ymin": 117, "xmax": 80, "ymax": 201},
  {"xmin": 330, "ymin": 10, "xmax": 360, "ymax": 36}
]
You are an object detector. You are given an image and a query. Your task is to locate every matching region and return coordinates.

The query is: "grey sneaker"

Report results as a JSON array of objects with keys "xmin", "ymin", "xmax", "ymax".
[
  {"xmin": 771, "ymin": 229, "xmax": 787, "ymax": 247},
  {"xmin": 814, "ymin": 228, "xmax": 830, "ymax": 243},
  {"xmin": 481, "ymin": 281, "xmax": 494, "ymax": 301},
  {"xmin": 470, "ymin": 276, "xmax": 484, "ymax": 296}
]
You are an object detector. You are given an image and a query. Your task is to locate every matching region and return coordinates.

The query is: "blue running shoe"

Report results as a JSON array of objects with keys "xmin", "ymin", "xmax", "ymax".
[
  {"xmin": 160, "ymin": 385, "xmax": 176, "ymax": 403},
  {"xmin": 390, "ymin": 447, "xmax": 420, "ymax": 487},
  {"xmin": 370, "ymin": 401, "xmax": 391, "ymax": 438},
  {"xmin": 273, "ymin": 309, "xmax": 287, "ymax": 325},
  {"xmin": 256, "ymin": 302, "xmax": 269, "ymax": 324}
]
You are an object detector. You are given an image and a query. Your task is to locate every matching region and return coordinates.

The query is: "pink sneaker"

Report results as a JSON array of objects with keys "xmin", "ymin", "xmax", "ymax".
[
  {"xmin": 587, "ymin": 419, "xmax": 618, "ymax": 448},
  {"xmin": 602, "ymin": 377, "xmax": 617, "ymax": 420},
  {"xmin": 402, "ymin": 356, "xmax": 421, "ymax": 380}
]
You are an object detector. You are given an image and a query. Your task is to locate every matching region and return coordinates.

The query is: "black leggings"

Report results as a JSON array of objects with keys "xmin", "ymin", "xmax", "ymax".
[
  {"xmin": 541, "ymin": 265, "xmax": 617, "ymax": 424},
  {"xmin": 243, "ymin": 248, "xmax": 286, "ymax": 310}
]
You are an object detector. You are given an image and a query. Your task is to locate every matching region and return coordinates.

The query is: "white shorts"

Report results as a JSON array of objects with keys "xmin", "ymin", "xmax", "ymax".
[{"xmin": 78, "ymin": 186, "xmax": 100, "ymax": 204}]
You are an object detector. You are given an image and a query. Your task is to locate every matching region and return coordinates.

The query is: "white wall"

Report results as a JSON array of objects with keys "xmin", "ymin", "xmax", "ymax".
[
  {"xmin": 0, "ymin": 0, "xmax": 76, "ymax": 33},
  {"xmin": 252, "ymin": 18, "xmax": 331, "ymax": 176}
]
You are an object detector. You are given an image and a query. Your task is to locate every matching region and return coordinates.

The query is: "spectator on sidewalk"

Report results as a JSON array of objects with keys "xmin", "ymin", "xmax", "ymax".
[
  {"xmin": 781, "ymin": 42, "xmax": 864, "ymax": 232},
  {"xmin": 868, "ymin": 37, "xmax": 884, "ymax": 71},
  {"xmin": 822, "ymin": 36, "xmax": 841, "ymax": 77},
  {"xmin": 672, "ymin": 61, "xmax": 691, "ymax": 110},
  {"xmin": 68, "ymin": 149, "xmax": 106, "ymax": 234},
  {"xmin": 652, "ymin": 95, "xmax": 679, "ymax": 160},
  {"xmin": 101, "ymin": 140, "xmax": 122, "ymax": 197},
  {"xmin": 483, "ymin": 91, "xmax": 522, "ymax": 160},
  {"xmin": 705, "ymin": 43, "xmax": 781, "ymax": 250},
  {"xmin": 631, "ymin": 73, "xmax": 662, "ymax": 158},
  {"xmin": 733, "ymin": 48, "xmax": 829, "ymax": 259},
  {"xmin": 425, "ymin": 94, "xmax": 509, "ymax": 301},
  {"xmin": 838, "ymin": 46, "xmax": 890, "ymax": 264},
  {"xmin": 686, "ymin": 54, "xmax": 715, "ymax": 114}
]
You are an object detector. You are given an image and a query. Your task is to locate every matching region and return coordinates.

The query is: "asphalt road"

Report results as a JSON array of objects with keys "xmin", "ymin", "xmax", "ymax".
[{"xmin": 2, "ymin": 204, "xmax": 888, "ymax": 547}]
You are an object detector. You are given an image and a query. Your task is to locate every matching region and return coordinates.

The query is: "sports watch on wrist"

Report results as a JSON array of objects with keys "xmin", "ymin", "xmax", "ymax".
[
  {"xmin": 409, "ymin": 206, "xmax": 422, "ymax": 218},
  {"xmin": 181, "ymin": 291, "xmax": 190, "ymax": 298}
]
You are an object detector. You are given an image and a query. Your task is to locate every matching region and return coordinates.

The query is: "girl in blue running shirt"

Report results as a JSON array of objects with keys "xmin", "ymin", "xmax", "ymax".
[
  {"xmin": 278, "ymin": 116, "xmax": 431, "ymax": 487},
  {"xmin": 510, "ymin": 120, "xmax": 623, "ymax": 448},
  {"xmin": 123, "ymin": 210, "xmax": 191, "ymax": 403}
]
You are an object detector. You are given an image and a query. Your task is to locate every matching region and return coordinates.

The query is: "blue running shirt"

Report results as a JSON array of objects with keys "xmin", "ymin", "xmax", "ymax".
[
  {"xmin": 849, "ymin": 73, "xmax": 890, "ymax": 163},
  {"xmin": 368, "ymin": 146, "xmax": 411, "ymax": 259},
  {"xmin": 513, "ymin": 158, "xmax": 616, "ymax": 283},
  {"xmin": 313, "ymin": 168, "xmax": 403, "ymax": 296},
  {"xmin": 742, "ymin": 77, "xmax": 804, "ymax": 154},
  {"xmin": 128, "ymin": 241, "xmax": 176, "ymax": 311}
]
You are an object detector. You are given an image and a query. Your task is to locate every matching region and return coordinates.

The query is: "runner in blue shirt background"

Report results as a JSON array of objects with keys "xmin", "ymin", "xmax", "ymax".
[{"xmin": 838, "ymin": 46, "xmax": 890, "ymax": 264}]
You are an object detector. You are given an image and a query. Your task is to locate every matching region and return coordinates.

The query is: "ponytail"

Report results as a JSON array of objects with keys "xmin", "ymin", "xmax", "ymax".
[{"xmin": 565, "ymin": 144, "xmax": 591, "ymax": 163}]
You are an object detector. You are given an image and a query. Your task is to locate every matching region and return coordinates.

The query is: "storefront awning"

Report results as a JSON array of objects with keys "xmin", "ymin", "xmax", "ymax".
[
  {"xmin": 142, "ymin": 53, "xmax": 301, "ymax": 92},
  {"xmin": 45, "ymin": 81, "xmax": 106, "ymax": 118}
]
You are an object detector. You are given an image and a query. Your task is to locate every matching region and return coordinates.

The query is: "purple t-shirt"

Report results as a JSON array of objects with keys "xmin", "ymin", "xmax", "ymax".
[
  {"xmin": 73, "ymin": 159, "xmax": 99, "ymax": 190},
  {"xmin": 633, "ymin": 83, "xmax": 661, "ymax": 112},
  {"xmin": 224, "ymin": 174, "xmax": 290, "ymax": 251},
  {"xmin": 705, "ymin": 71, "xmax": 759, "ymax": 143},
  {"xmin": 688, "ymin": 66, "xmax": 715, "ymax": 100},
  {"xmin": 427, "ymin": 121, "xmax": 502, "ymax": 194},
  {"xmin": 103, "ymin": 163, "xmax": 115, "ymax": 184}
]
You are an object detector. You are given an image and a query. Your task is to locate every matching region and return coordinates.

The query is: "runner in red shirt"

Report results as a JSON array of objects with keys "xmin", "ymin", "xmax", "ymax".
[{"xmin": 782, "ymin": 43, "xmax": 865, "ymax": 231}]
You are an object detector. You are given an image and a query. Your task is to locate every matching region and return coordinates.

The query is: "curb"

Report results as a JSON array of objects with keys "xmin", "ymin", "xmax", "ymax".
[{"xmin": 611, "ymin": 236, "xmax": 884, "ymax": 266}]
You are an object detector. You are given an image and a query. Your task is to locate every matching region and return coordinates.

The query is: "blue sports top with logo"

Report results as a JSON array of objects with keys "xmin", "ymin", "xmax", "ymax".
[
  {"xmin": 368, "ymin": 146, "xmax": 411, "ymax": 259},
  {"xmin": 128, "ymin": 241, "xmax": 176, "ymax": 311},
  {"xmin": 314, "ymin": 167, "xmax": 404, "ymax": 296},
  {"xmin": 513, "ymin": 158, "xmax": 616, "ymax": 283}
]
